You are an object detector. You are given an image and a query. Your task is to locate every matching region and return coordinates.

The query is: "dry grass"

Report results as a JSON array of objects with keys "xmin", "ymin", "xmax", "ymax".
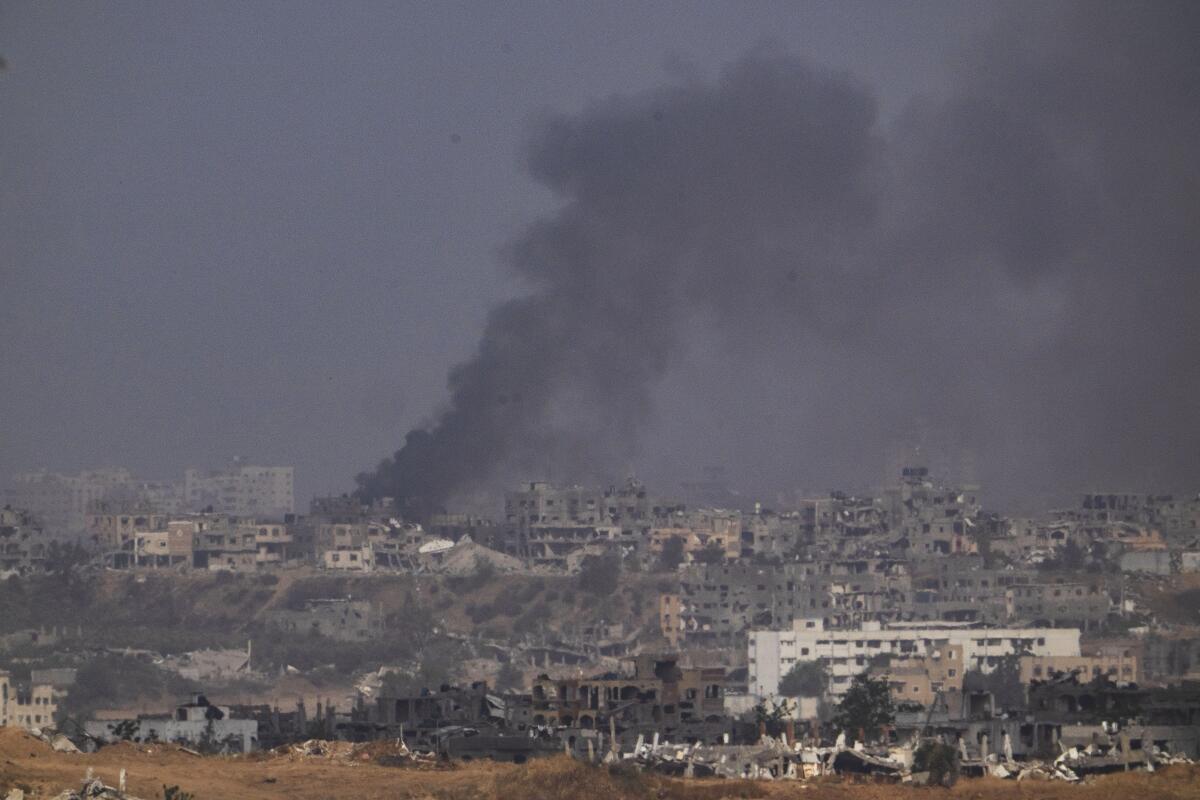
[{"xmin": 2, "ymin": 730, "xmax": 1199, "ymax": 800}]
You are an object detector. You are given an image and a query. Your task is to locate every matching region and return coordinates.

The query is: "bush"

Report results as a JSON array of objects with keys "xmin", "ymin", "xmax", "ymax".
[
  {"xmin": 913, "ymin": 741, "xmax": 959, "ymax": 786},
  {"xmin": 778, "ymin": 661, "xmax": 827, "ymax": 697},
  {"xmin": 656, "ymin": 536, "xmax": 686, "ymax": 572},
  {"xmin": 832, "ymin": 673, "xmax": 894, "ymax": 742},
  {"xmin": 690, "ymin": 543, "xmax": 726, "ymax": 565}
]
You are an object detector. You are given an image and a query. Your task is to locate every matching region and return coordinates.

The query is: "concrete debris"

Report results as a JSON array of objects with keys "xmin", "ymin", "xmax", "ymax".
[
  {"xmin": 21, "ymin": 727, "xmax": 90, "ymax": 755},
  {"xmin": 47, "ymin": 776, "xmax": 148, "ymax": 800},
  {"xmin": 283, "ymin": 738, "xmax": 438, "ymax": 767},
  {"xmin": 590, "ymin": 732, "xmax": 1197, "ymax": 785},
  {"xmin": 51, "ymin": 734, "xmax": 82, "ymax": 753}
]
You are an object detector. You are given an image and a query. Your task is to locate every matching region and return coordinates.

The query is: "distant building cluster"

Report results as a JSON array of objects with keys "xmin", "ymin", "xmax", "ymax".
[
  {"xmin": 4, "ymin": 460, "xmax": 1200, "ymax": 770},
  {"xmin": 2, "ymin": 461, "xmax": 294, "ymax": 540}
]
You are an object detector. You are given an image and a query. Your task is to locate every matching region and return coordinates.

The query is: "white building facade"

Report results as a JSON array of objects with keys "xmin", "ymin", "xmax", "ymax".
[
  {"xmin": 184, "ymin": 465, "xmax": 294, "ymax": 517},
  {"xmin": 749, "ymin": 618, "xmax": 1080, "ymax": 701}
]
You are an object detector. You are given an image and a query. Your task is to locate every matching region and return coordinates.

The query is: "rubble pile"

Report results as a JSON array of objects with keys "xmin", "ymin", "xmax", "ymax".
[
  {"xmin": 282, "ymin": 737, "xmax": 440, "ymax": 768},
  {"xmin": 25, "ymin": 728, "xmax": 82, "ymax": 754},
  {"xmin": 10, "ymin": 770, "xmax": 148, "ymax": 800},
  {"xmin": 620, "ymin": 733, "xmax": 887, "ymax": 781},
  {"xmin": 597, "ymin": 732, "xmax": 1198, "ymax": 785},
  {"xmin": 48, "ymin": 777, "xmax": 146, "ymax": 800}
]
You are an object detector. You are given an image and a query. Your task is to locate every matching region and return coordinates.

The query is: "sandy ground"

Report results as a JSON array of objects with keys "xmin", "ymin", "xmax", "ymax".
[{"xmin": 3, "ymin": 728, "xmax": 1200, "ymax": 800}]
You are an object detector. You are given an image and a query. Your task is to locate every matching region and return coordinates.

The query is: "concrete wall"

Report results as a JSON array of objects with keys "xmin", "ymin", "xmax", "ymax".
[{"xmin": 84, "ymin": 717, "xmax": 258, "ymax": 752}]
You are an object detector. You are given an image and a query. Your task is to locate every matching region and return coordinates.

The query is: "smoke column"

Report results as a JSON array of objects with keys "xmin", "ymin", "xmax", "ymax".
[{"xmin": 358, "ymin": 3, "xmax": 1200, "ymax": 513}]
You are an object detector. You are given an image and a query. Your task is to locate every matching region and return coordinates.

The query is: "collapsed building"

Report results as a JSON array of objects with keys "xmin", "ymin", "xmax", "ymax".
[{"xmin": 530, "ymin": 654, "xmax": 728, "ymax": 745}]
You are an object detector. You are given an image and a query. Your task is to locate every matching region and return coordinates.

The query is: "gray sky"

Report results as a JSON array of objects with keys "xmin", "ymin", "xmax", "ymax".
[
  {"xmin": 5, "ymin": 2, "xmax": 1197, "ymax": 512},
  {"xmin": 0, "ymin": 2, "xmax": 994, "ymax": 501}
]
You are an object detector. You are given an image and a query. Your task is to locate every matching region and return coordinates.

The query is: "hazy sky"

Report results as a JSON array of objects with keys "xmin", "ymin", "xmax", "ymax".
[
  {"xmin": 4, "ymin": 3, "xmax": 1197, "ymax": 512},
  {"xmin": 0, "ymin": 2, "xmax": 994, "ymax": 499}
]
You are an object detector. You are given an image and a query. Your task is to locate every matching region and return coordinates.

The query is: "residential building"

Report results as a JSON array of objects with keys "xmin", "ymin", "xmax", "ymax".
[
  {"xmin": 132, "ymin": 528, "xmax": 194, "ymax": 568},
  {"xmin": 748, "ymin": 618, "xmax": 1080, "ymax": 700},
  {"xmin": 884, "ymin": 467, "xmax": 981, "ymax": 555},
  {"xmin": 84, "ymin": 693, "xmax": 258, "ymax": 752},
  {"xmin": 0, "ymin": 506, "xmax": 49, "ymax": 573},
  {"xmin": 1005, "ymin": 580, "xmax": 1113, "ymax": 630},
  {"xmin": 184, "ymin": 464, "xmax": 294, "ymax": 517},
  {"xmin": 1020, "ymin": 652, "xmax": 1139, "ymax": 684},
  {"xmin": 0, "ymin": 670, "xmax": 57, "ymax": 730},
  {"xmin": 674, "ymin": 561, "xmax": 910, "ymax": 645},
  {"xmin": 870, "ymin": 643, "xmax": 965, "ymax": 712},
  {"xmin": 530, "ymin": 654, "xmax": 727, "ymax": 742},
  {"xmin": 87, "ymin": 510, "xmax": 171, "ymax": 554}
]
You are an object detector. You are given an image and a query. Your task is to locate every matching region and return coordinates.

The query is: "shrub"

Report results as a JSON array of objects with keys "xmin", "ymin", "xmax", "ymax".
[
  {"xmin": 778, "ymin": 661, "xmax": 827, "ymax": 697},
  {"xmin": 656, "ymin": 536, "xmax": 686, "ymax": 572},
  {"xmin": 832, "ymin": 673, "xmax": 894, "ymax": 742},
  {"xmin": 913, "ymin": 741, "xmax": 959, "ymax": 786}
]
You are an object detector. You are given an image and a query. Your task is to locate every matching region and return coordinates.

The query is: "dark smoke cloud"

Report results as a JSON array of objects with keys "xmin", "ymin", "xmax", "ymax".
[{"xmin": 358, "ymin": 3, "xmax": 1200, "ymax": 513}]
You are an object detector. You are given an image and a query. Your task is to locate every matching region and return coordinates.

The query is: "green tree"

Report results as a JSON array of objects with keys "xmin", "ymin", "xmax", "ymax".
[
  {"xmin": 689, "ymin": 543, "xmax": 726, "ymax": 565},
  {"xmin": 778, "ymin": 661, "xmax": 827, "ymax": 697},
  {"xmin": 832, "ymin": 673, "xmax": 894, "ymax": 742},
  {"xmin": 751, "ymin": 699, "xmax": 791, "ymax": 738},
  {"xmin": 913, "ymin": 741, "xmax": 960, "ymax": 786},
  {"xmin": 962, "ymin": 653, "xmax": 1025, "ymax": 712},
  {"xmin": 656, "ymin": 536, "xmax": 686, "ymax": 572},
  {"xmin": 577, "ymin": 554, "xmax": 620, "ymax": 595}
]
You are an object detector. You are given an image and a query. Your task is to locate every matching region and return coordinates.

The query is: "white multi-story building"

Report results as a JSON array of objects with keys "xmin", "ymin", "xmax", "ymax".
[
  {"xmin": 749, "ymin": 618, "xmax": 1080, "ymax": 700},
  {"xmin": 184, "ymin": 464, "xmax": 293, "ymax": 517}
]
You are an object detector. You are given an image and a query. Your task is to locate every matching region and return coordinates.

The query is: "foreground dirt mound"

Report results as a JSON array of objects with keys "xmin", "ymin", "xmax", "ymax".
[
  {"xmin": 480, "ymin": 758, "xmax": 764, "ymax": 800},
  {"xmin": 3, "ymin": 730, "xmax": 1200, "ymax": 800}
]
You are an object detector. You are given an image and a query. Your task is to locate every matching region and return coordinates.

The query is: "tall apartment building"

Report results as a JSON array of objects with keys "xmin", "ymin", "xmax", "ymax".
[
  {"xmin": 748, "ymin": 618, "xmax": 1080, "ymax": 701},
  {"xmin": 883, "ymin": 467, "xmax": 981, "ymax": 555},
  {"xmin": 500, "ymin": 479, "xmax": 674, "ymax": 558},
  {"xmin": 5, "ymin": 468, "xmax": 137, "ymax": 536},
  {"xmin": 184, "ymin": 464, "xmax": 294, "ymax": 517},
  {"xmin": 674, "ymin": 561, "xmax": 911, "ymax": 645}
]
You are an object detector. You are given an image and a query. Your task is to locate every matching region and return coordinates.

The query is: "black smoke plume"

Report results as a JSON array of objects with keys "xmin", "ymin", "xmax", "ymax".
[{"xmin": 358, "ymin": 3, "xmax": 1200, "ymax": 513}]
